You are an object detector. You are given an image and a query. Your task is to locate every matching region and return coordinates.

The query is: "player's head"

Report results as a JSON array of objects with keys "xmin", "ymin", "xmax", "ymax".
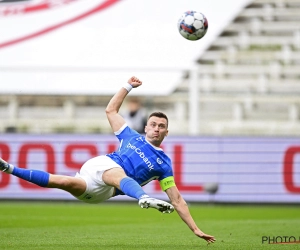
[
  {"xmin": 145, "ymin": 112, "xmax": 169, "ymax": 147},
  {"xmin": 148, "ymin": 112, "xmax": 169, "ymax": 127}
]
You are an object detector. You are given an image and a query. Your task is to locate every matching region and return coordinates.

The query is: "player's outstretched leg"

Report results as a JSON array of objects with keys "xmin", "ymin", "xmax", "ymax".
[
  {"xmin": 138, "ymin": 196, "xmax": 174, "ymax": 214},
  {"xmin": 0, "ymin": 157, "xmax": 85, "ymax": 196},
  {"xmin": 0, "ymin": 157, "xmax": 50, "ymax": 187}
]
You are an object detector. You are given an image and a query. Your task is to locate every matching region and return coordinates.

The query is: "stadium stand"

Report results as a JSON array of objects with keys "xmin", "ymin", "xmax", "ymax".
[
  {"xmin": 0, "ymin": 0, "xmax": 299, "ymax": 135},
  {"xmin": 169, "ymin": 0, "xmax": 300, "ymax": 135}
]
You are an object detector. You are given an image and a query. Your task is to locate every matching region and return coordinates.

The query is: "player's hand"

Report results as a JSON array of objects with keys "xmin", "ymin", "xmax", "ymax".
[
  {"xmin": 195, "ymin": 230, "xmax": 216, "ymax": 244},
  {"xmin": 128, "ymin": 76, "xmax": 142, "ymax": 88}
]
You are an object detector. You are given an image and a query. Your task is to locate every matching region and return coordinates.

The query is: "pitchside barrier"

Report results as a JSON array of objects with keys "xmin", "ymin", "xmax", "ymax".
[{"xmin": 0, "ymin": 134, "xmax": 299, "ymax": 203}]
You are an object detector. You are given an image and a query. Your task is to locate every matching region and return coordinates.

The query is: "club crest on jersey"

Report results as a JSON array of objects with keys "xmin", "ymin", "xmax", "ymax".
[{"xmin": 157, "ymin": 158, "xmax": 163, "ymax": 164}]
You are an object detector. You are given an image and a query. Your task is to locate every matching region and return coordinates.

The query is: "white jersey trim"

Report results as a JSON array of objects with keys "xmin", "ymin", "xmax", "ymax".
[{"xmin": 114, "ymin": 123, "xmax": 128, "ymax": 135}]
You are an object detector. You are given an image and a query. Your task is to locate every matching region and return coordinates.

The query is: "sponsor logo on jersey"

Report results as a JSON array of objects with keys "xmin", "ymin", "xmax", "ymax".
[{"xmin": 127, "ymin": 142, "xmax": 154, "ymax": 171}]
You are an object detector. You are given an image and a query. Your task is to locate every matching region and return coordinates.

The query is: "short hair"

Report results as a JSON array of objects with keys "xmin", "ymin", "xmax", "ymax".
[{"xmin": 148, "ymin": 112, "xmax": 169, "ymax": 127}]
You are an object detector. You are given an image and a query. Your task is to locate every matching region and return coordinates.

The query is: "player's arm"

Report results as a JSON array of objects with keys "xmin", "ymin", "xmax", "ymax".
[
  {"xmin": 105, "ymin": 76, "xmax": 142, "ymax": 132},
  {"xmin": 165, "ymin": 185, "xmax": 216, "ymax": 244}
]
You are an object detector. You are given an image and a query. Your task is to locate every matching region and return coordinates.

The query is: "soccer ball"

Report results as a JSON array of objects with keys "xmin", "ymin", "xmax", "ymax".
[{"xmin": 177, "ymin": 10, "xmax": 208, "ymax": 41}]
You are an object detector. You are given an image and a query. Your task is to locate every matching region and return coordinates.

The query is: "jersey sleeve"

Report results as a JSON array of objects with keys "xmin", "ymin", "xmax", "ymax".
[{"xmin": 114, "ymin": 124, "xmax": 140, "ymax": 141}]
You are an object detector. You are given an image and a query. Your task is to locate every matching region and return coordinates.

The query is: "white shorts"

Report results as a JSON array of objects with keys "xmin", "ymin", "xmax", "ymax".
[{"xmin": 74, "ymin": 155, "xmax": 122, "ymax": 204}]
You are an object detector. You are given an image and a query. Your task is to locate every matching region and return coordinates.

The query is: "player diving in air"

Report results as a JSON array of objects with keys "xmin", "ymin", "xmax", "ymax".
[{"xmin": 0, "ymin": 76, "xmax": 215, "ymax": 244}]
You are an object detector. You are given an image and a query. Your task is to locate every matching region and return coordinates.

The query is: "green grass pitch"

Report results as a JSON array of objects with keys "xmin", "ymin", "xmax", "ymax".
[{"xmin": 0, "ymin": 201, "xmax": 299, "ymax": 249}]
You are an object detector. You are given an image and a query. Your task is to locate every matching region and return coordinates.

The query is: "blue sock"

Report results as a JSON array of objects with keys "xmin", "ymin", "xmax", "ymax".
[
  {"xmin": 12, "ymin": 167, "xmax": 50, "ymax": 187},
  {"xmin": 120, "ymin": 177, "xmax": 148, "ymax": 200}
]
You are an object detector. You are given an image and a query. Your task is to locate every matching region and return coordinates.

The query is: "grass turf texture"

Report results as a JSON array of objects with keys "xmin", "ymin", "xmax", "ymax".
[{"xmin": 0, "ymin": 202, "xmax": 299, "ymax": 249}]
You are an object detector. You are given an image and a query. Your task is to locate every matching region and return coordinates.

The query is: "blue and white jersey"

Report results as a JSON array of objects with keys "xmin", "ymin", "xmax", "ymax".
[{"xmin": 106, "ymin": 124, "xmax": 173, "ymax": 186}]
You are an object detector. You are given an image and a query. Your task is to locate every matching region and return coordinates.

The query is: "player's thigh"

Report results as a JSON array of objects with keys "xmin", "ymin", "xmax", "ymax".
[
  {"xmin": 48, "ymin": 174, "xmax": 86, "ymax": 196},
  {"xmin": 102, "ymin": 167, "xmax": 127, "ymax": 189}
]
